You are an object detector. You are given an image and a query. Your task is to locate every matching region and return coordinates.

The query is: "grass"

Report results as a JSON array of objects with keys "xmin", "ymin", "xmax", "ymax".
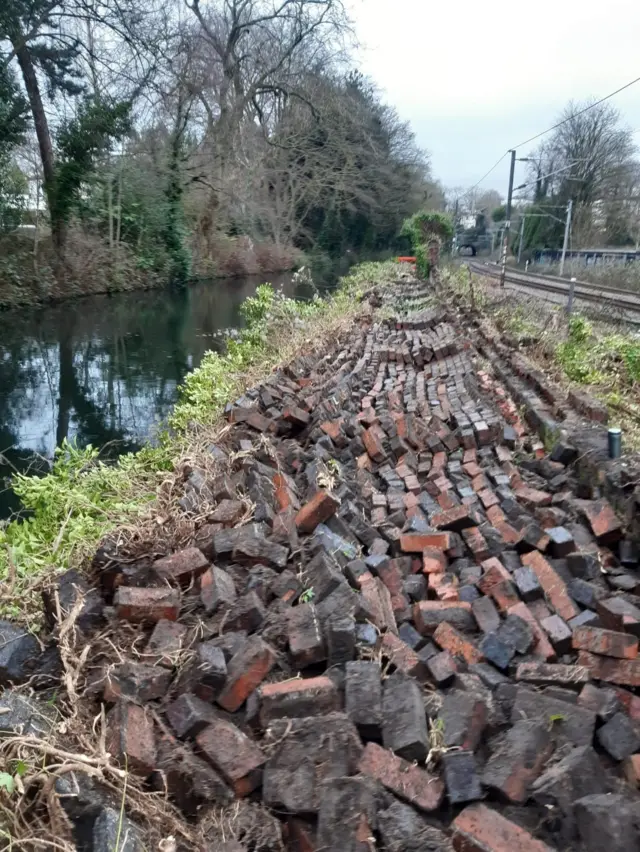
[{"xmin": 0, "ymin": 260, "xmax": 399, "ymax": 623}]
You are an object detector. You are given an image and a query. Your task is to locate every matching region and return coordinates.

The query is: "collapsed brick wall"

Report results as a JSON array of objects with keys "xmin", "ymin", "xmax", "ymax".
[{"xmin": 3, "ymin": 275, "xmax": 640, "ymax": 851}]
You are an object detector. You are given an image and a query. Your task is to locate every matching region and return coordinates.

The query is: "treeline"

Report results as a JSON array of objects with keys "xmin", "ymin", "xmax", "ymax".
[
  {"xmin": 517, "ymin": 101, "xmax": 640, "ymax": 254},
  {"xmin": 0, "ymin": 0, "xmax": 442, "ymax": 304}
]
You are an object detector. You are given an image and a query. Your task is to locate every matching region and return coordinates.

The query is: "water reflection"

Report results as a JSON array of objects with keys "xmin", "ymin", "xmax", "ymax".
[{"xmin": 0, "ymin": 273, "xmax": 301, "ymax": 518}]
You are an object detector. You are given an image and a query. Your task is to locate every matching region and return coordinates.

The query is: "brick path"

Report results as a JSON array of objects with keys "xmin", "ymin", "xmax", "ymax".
[{"xmin": 13, "ymin": 274, "xmax": 640, "ymax": 850}]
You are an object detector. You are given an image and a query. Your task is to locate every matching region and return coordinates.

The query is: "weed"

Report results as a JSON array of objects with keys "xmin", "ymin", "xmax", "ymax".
[{"xmin": 299, "ymin": 588, "xmax": 315, "ymax": 604}]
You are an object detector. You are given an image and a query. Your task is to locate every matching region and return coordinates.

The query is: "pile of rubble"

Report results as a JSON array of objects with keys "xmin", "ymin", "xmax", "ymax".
[{"xmin": 3, "ymin": 277, "xmax": 640, "ymax": 851}]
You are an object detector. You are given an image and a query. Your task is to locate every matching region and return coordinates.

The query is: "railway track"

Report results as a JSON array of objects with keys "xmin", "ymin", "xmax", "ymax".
[{"xmin": 468, "ymin": 261, "xmax": 640, "ymax": 325}]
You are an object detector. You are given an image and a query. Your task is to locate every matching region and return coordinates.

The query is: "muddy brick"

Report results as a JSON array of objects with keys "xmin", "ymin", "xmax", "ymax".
[
  {"xmin": 0, "ymin": 621, "xmax": 41, "ymax": 685},
  {"xmin": 513, "ymin": 566, "xmax": 543, "ymax": 602},
  {"xmin": 153, "ymin": 547, "xmax": 209, "ymax": 586},
  {"xmin": 380, "ymin": 630, "xmax": 429, "ymax": 682},
  {"xmin": 472, "ymin": 596, "xmax": 501, "ymax": 634},
  {"xmin": 200, "ymin": 565, "xmax": 236, "ymax": 614},
  {"xmin": 434, "ymin": 621, "xmax": 483, "ymax": 665},
  {"xmin": 345, "ymin": 661, "xmax": 382, "ymax": 738},
  {"xmin": 154, "ymin": 732, "xmax": 233, "ymax": 815},
  {"xmin": 541, "ymin": 614, "xmax": 572, "ymax": 654},
  {"xmin": 216, "ymin": 635, "xmax": 276, "ymax": 712},
  {"xmin": 197, "ymin": 717, "xmax": 265, "ymax": 797},
  {"xmin": 224, "ymin": 591, "xmax": 266, "ymax": 633},
  {"xmin": 103, "ymin": 661, "xmax": 172, "ymax": 703},
  {"xmin": 166, "ymin": 693, "xmax": 217, "ymax": 739},
  {"xmin": 516, "ymin": 662, "xmax": 590, "ymax": 688},
  {"xmin": 438, "ymin": 691, "xmax": 487, "ymax": 751},
  {"xmin": 226, "ymin": 524, "xmax": 289, "ymax": 569},
  {"xmin": 480, "ymin": 633, "xmax": 515, "ymax": 670},
  {"xmin": 317, "ymin": 776, "xmax": 377, "ymax": 852},
  {"xmin": 382, "ymin": 670, "xmax": 428, "ymax": 762},
  {"xmin": 508, "ymin": 602, "xmax": 556, "ymax": 661},
  {"xmin": 511, "ymin": 686, "xmax": 596, "ymax": 747},
  {"xmin": 304, "ymin": 550, "xmax": 346, "ymax": 602},
  {"xmin": 572, "ymin": 625, "xmax": 639, "ymax": 659},
  {"xmin": 114, "ymin": 586, "xmax": 181, "ymax": 623},
  {"xmin": 545, "ymin": 526, "xmax": 575, "ymax": 558},
  {"xmin": 482, "ymin": 720, "xmax": 554, "ymax": 803},
  {"xmin": 259, "ymin": 675, "xmax": 339, "ymax": 725},
  {"xmin": 427, "ymin": 650, "xmax": 457, "ymax": 686},
  {"xmin": 359, "ymin": 575, "xmax": 398, "ymax": 633},
  {"xmin": 442, "ymin": 750, "xmax": 483, "ymax": 805},
  {"xmin": 577, "ymin": 650, "xmax": 640, "ymax": 687},
  {"xmin": 378, "ymin": 799, "xmax": 451, "ymax": 852},
  {"xmin": 288, "ymin": 603, "xmax": 326, "ymax": 667},
  {"xmin": 107, "ymin": 701, "xmax": 156, "ymax": 776},
  {"xmin": 42, "ymin": 569, "xmax": 103, "ymax": 633},
  {"xmin": 92, "ymin": 807, "xmax": 141, "ymax": 852},
  {"xmin": 521, "ymin": 551, "xmax": 578, "ymax": 621},
  {"xmin": 452, "ymin": 803, "xmax": 554, "ymax": 852},
  {"xmin": 326, "ymin": 614, "xmax": 356, "ymax": 665},
  {"xmin": 413, "ymin": 601, "xmax": 475, "ymax": 635},
  {"xmin": 295, "ymin": 490, "xmax": 341, "ymax": 534},
  {"xmin": 263, "ymin": 713, "xmax": 362, "ymax": 813},
  {"xmin": 597, "ymin": 711, "xmax": 640, "ymax": 761},
  {"xmin": 574, "ymin": 793, "xmax": 640, "ymax": 852},
  {"xmin": 578, "ymin": 683, "xmax": 622, "ymax": 721},
  {"xmin": 531, "ymin": 745, "xmax": 607, "ymax": 842},
  {"xmin": 146, "ymin": 619, "xmax": 187, "ymax": 666},
  {"xmin": 597, "ymin": 597, "xmax": 640, "ymax": 637},
  {"xmin": 358, "ymin": 742, "xmax": 444, "ymax": 812}
]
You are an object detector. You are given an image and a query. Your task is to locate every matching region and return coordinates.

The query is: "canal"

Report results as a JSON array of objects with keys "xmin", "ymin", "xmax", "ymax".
[{"xmin": 0, "ymin": 272, "xmax": 318, "ymax": 518}]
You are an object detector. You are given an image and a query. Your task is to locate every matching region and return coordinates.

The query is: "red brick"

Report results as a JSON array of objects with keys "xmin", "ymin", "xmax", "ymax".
[
  {"xmin": 153, "ymin": 547, "xmax": 209, "ymax": 586},
  {"xmin": 477, "ymin": 566, "xmax": 519, "ymax": 612},
  {"xmin": 486, "ymin": 505, "xmax": 505, "ymax": 524},
  {"xmin": 320, "ymin": 420, "xmax": 343, "ymax": 441},
  {"xmin": 400, "ymin": 532, "xmax": 453, "ymax": 552},
  {"xmin": 295, "ymin": 490, "xmax": 340, "ymax": 533},
  {"xmin": 495, "ymin": 520, "xmax": 523, "ymax": 546},
  {"xmin": 363, "ymin": 426, "xmax": 386, "ymax": 462},
  {"xmin": 107, "ymin": 701, "xmax": 156, "ymax": 776},
  {"xmin": 115, "ymin": 586, "xmax": 180, "ymax": 623},
  {"xmin": 283, "ymin": 405, "xmax": 310, "ymax": 426},
  {"xmin": 259, "ymin": 676, "xmax": 339, "ymax": 724},
  {"xmin": 521, "ymin": 551, "xmax": 578, "ymax": 622},
  {"xmin": 580, "ymin": 499, "xmax": 623, "ymax": 544},
  {"xmin": 423, "ymin": 547, "xmax": 447, "ymax": 574},
  {"xmin": 413, "ymin": 600, "xmax": 474, "ymax": 635},
  {"xmin": 480, "ymin": 557, "xmax": 511, "ymax": 581},
  {"xmin": 463, "ymin": 449, "xmax": 477, "ymax": 464},
  {"xmin": 431, "ymin": 505, "xmax": 477, "ymax": 531},
  {"xmin": 462, "ymin": 527, "xmax": 489, "ymax": 562},
  {"xmin": 596, "ymin": 597, "xmax": 640, "ymax": 635},
  {"xmin": 508, "ymin": 602, "xmax": 556, "ymax": 662},
  {"xmin": 572, "ymin": 626, "xmax": 639, "ymax": 660},
  {"xmin": 209, "ymin": 499, "xmax": 246, "ymax": 526},
  {"xmin": 434, "ymin": 621, "xmax": 483, "ymax": 665},
  {"xmin": 196, "ymin": 718, "xmax": 265, "ymax": 797},
  {"xmin": 478, "ymin": 489, "xmax": 500, "ymax": 509},
  {"xmin": 577, "ymin": 650, "xmax": 640, "ymax": 687},
  {"xmin": 358, "ymin": 742, "xmax": 444, "ymax": 812},
  {"xmin": 515, "ymin": 661, "xmax": 590, "ymax": 687},
  {"xmin": 217, "ymin": 636, "xmax": 276, "ymax": 712},
  {"xmin": 452, "ymin": 803, "xmax": 553, "ymax": 852},
  {"xmin": 436, "ymin": 492, "xmax": 458, "ymax": 511},
  {"xmin": 471, "ymin": 474, "xmax": 489, "ymax": 493},
  {"xmin": 380, "ymin": 631, "xmax": 429, "ymax": 682},
  {"xmin": 463, "ymin": 462, "xmax": 482, "ymax": 478},
  {"xmin": 515, "ymin": 485, "xmax": 552, "ymax": 508}
]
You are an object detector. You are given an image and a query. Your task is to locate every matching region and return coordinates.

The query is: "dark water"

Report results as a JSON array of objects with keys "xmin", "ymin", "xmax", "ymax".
[{"xmin": 0, "ymin": 272, "xmax": 316, "ymax": 518}]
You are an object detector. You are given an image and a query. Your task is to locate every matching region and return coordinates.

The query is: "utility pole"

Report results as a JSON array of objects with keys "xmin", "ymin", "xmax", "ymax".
[
  {"xmin": 517, "ymin": 214, "xmax": 526, "ymax": 265},
  {"xmin": 560, "ymin": 198, "xmax": 573, "ymax": 277},
  {"xmin": 500, "ymin": 149, "xmax": 516, "ymax": 287}
]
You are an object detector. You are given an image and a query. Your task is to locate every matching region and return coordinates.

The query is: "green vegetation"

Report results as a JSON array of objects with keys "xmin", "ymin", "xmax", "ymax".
[
  {"xmin": 402, "ymin": 210, "xmax": 454, "ymax": 278},
  {"xmin": 0, "ymin": 260, "xmax": 395, "ymax": 620}
]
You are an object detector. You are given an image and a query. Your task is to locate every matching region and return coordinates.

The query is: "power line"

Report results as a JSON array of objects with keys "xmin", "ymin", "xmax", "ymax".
[
  {"xmin": 511, "ymin": 73, "xmax": 640, "ymax": 150},
  {"xmin": 459, "ymin": 73, "xmax": 640, "ymax": 202}
]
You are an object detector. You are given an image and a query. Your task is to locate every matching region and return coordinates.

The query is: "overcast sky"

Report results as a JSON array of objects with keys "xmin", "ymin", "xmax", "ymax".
[{"xmin": 349, "ymin": 0, "xmax": 640, "ymax": 197}]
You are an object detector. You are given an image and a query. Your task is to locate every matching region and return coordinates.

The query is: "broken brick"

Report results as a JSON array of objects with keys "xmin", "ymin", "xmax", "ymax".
[
  {"xmin": 199, "ymin": 565, "xmax": 237, "ymax": 614},
  {"xmin": 114, "ymin": 586, "xmax": 180, "ymax": 623},
  {"xmin": 572, "ymin": 625, "xmax": 639, "ymax": 660},
  {"xmin": 107, "ymin": 701, "xmax": 156, "ymax": 776},
  {"xmin": 577, "ymin": 651, "xmax": 640, "ymax": 687},
  {"xmin": 434, "ymin": 621, "xmax": 483, "ymax": 665},
  {"xmin": 216, "ymin": 635, "xmax": 276, "ymax": 712},
  {"xmin": 482, "ymin": 720, "xmax": 554, "ymax": 803},
  {"xmin": 413, "ymin": 601, "xmax": 475, "ymax": 635},
  {"xmin": 452, "ymin": 803, "xmax": 553, "ymax": 852},
  {"xmin": 380, "ymin": 631, "xmax": 429, "ymax": 682},
  {"xmin": 580, "ymin": 500, "xmax": 623, "ymax": 544},
  {"xmin": 295, "ymin": 490, "xmax": 341, "ymax": 534},
  {"xmin": 358, "ymin": 742, "xmax": 444, "ymax": 812},
  {"xmin": 521, "ymin": 551, "xmax": 578, "ymax": 621},
  {"xmin": 197, "ymin": 718, "xmax": 266, "ymax": 797}
]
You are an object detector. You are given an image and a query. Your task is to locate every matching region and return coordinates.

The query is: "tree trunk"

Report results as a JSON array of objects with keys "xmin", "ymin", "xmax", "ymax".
[{"xmin": 14, "ymin": 41, "xmax": 66, "ymax": 265}]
